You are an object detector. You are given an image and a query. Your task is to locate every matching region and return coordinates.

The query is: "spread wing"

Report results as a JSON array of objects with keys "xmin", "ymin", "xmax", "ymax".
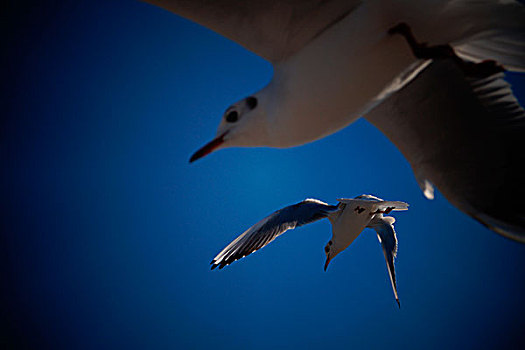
[
  {"xmin": 365, "ymin": 59, "xmax": 525, "ymax": 242},
  {"xmin": 211, "ymin": 199, "xmax": 338, "ymax": 269},
  {"xmin": 142, "ymin": 0, "xmax": 361, "ymax": 62},
  {"xmin": 368, "ymin": 215, "xmax": 400, "ymax": 307}
]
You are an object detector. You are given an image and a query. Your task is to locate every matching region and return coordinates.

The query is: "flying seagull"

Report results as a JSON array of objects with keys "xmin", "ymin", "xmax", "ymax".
[
  {"xmin": 143, "ymin": 0, "xmax": 525, "ymax": 241},
  {"xmin": 211, "ymin": 195, "xmax": 408, "ymax": 307}
]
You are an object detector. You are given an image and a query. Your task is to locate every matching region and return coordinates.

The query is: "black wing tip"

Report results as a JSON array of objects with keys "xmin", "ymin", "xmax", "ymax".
[
  {"xmin": 189, "ymin": 153, "xmax": 199, "ymax": 163},
  {"xmin": 396, "ymin": 299, "xmax": 401, "ymax": 308},
  {"xmin": 210, "ymin": 261, "xmax": 230, "ymax": 270}
]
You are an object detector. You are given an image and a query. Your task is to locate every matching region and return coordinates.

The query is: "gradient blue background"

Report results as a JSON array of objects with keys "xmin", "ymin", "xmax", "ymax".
[{"xmin": 2, "ymin": 1, "xmax": 525, "ymax": 349}]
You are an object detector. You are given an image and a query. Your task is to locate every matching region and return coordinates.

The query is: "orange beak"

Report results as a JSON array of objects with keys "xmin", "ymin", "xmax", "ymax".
[{"xmin": 189, "ymin": 131, "xmax": 228, "ymax": 163}]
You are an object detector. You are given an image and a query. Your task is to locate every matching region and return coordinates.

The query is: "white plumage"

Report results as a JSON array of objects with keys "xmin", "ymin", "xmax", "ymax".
[
  {"xmin": 144, "ymin": 0, "xmax": 525, "ymax": 240},
  {"xmin": 211, "ymin": 195, "xmax": 408, "ymax": 306}
]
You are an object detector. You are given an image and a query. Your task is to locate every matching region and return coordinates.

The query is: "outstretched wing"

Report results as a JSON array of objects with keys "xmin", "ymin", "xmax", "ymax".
[
  {"xmin": 365, "ymin": 58, "xmax": 525, "ymax": 242},
  {"xmin": 211, "ymin": 199, "xmax": 338, "ymax": 269},
  {"xmin": 142, "ymin": 0, "xmax": 361, "ymax": 62},
  {"xmin": 368, "ymin": 215, "xmax": 400, "ymax": 307}
]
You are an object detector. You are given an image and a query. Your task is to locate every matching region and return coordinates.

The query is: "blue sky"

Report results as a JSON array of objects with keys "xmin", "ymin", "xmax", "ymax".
[{"xmin": 2, "ymin": 1, "xmax": 525, "ymax": 349}]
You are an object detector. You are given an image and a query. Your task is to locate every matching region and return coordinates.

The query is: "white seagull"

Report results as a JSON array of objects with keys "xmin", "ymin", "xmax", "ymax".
[
  {"xmin": 211, "ymin": 195, "xmax": 408, "ymax": 306},
  {"xmin": 143, "ymin": 0, "xmax": 525, "ymax": 241}
]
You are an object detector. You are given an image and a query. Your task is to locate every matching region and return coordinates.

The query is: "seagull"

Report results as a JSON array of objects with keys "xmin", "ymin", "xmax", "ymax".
[
  {"xmin": 211, "ymin": 194, "xmax": 408, "ymax": 307},
  {"xmin": 143, "ymin": 0, "xmax": 525, "ymax": 241}
]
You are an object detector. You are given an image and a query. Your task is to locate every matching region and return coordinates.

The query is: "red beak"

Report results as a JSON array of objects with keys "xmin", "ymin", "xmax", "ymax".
[
  {"xmin": 189, "ymin": 132, "xmax": 228, "ymax": 163},
  {"xmin": 324, "ymin": 256, "xmax": 332, "ymax": 271}
]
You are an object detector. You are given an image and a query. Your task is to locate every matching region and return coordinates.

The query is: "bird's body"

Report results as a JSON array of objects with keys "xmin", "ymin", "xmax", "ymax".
[
  {"xmin": 210, "ymin": 195, "xmax": 408, "ymax": 306},
  {"xmin": 265, "ymin": 1, "xmax": 416, "ymax": 147},
  {"xmin": 327, "ymin": 197, "xmax": 394, "ymax": 256},
  {"xmin": 144, "ymin": 0, "xmax": 525, "ymax": 240}
]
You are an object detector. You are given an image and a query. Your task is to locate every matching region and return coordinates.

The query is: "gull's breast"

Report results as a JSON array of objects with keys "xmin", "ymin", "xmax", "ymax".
[
  {"xmin": 329, "ymin": 202, "xmax": 373, "ymax": 253},
  {"xmin": 266, "ymin": 1, "xmax": 427, "ymax": 148}
]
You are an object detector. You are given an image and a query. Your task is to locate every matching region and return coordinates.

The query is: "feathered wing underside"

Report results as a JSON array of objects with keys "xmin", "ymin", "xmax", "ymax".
[
  {"xmin": 365, "ymin": 59, "xmax": 525, "ymax": 242},
  {"xmin": 142, "ymin": 0, "xmax": 361, "ymax": 62},
  {"xmin": 211, "ymin": 199, "xmax": 338, "ymax": 269},
  {"xmin": 368, "ymin": 215, "xmax": 399, "ymax": 307},
  {"xmin": 450, "ymin": 0, "xmax": 525, "ymax": 72},
  {"xmin": 456, "ymin": 33, "xmax": 525, "ymax": 73}
]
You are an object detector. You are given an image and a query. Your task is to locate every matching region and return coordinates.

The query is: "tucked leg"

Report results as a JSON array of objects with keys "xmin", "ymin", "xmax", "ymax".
[{"xmin": 389, "ymin": 22, "xmax": 504, "ymax": 78}]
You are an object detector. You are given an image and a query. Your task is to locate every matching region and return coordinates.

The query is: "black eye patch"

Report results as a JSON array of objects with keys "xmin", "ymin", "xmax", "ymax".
[
  {"xmin": 225, "ymin": 110, "xmax": 238, "ymax": 123},
  {"xmin": 246, "ymin": 96, "xmax": 257, "ymax": 110}
]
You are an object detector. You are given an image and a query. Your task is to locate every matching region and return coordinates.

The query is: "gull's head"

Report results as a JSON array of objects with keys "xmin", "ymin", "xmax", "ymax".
[
  {"xmin": 323, "ymin": 239, "xmax": 345, "ymax": 271},
  {"xmin": 189, "ymin": 95, "xmax": 267, "ymax": 162}
]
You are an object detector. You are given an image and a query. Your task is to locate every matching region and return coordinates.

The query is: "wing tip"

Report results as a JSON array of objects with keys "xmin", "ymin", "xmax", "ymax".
[{"xmin": 472, "ymin": 213, "xmax": 525, "ymax": 243}]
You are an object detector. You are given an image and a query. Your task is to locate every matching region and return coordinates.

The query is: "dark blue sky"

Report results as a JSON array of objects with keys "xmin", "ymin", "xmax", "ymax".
[{"xmin": 2, "ymin": 1, "xmax": 525, "ymax": 349}]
